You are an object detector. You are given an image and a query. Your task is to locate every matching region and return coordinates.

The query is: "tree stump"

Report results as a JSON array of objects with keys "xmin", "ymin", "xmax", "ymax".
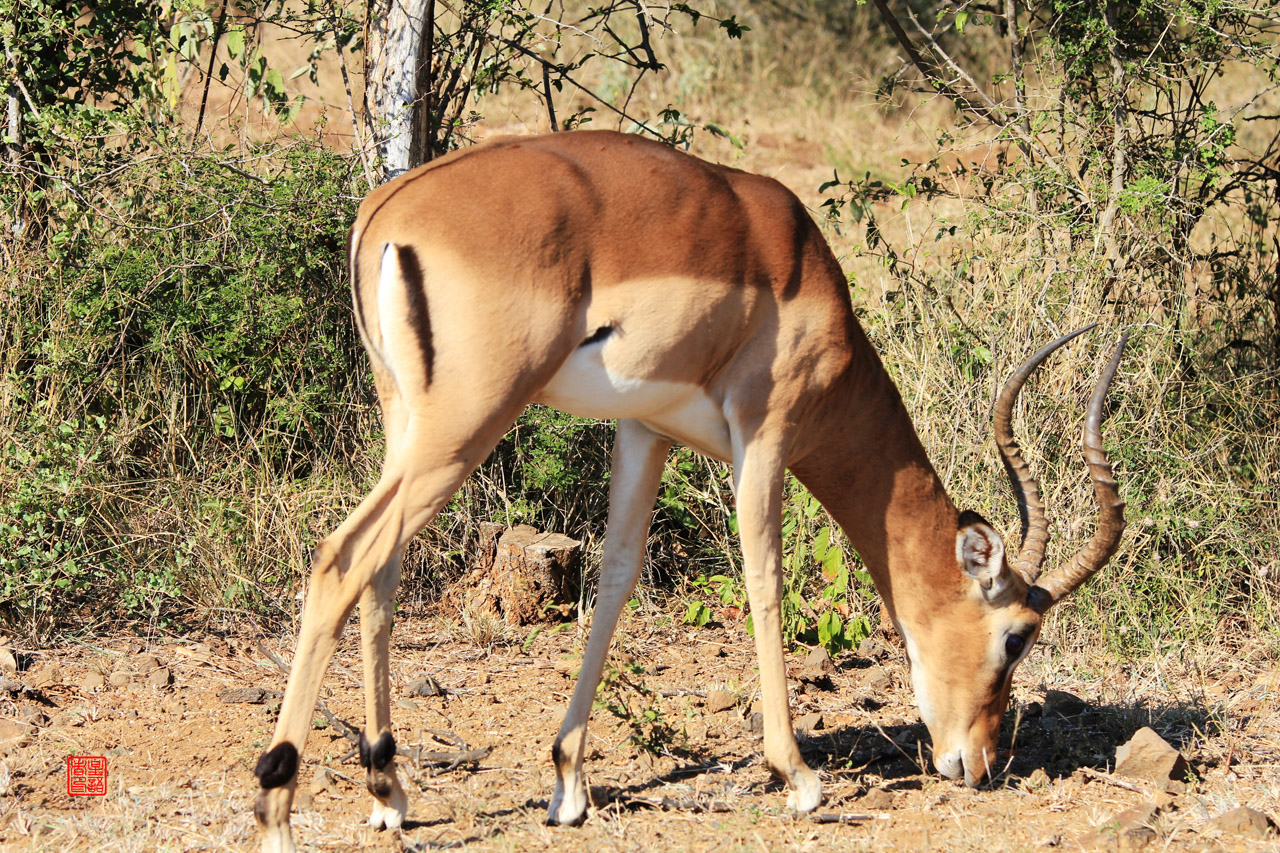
[{"xmin": 492, "ymin": 525, "xmax": 581, "ymax": 624}]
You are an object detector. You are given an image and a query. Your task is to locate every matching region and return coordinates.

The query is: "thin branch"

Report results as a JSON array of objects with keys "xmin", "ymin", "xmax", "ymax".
[{"xmin": 194, "ymin": 0, "xmax": 229, "ymax": 138}]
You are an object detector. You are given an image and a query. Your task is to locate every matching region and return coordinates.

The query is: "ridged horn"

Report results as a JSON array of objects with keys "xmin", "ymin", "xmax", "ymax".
[
  {"xmin": 1031, "ymin": 332, "xmax": 1129, "ymax": 609},
  {"xmin": 993, "ymin": 324, "xmax": 1098, "ymax": 583}
]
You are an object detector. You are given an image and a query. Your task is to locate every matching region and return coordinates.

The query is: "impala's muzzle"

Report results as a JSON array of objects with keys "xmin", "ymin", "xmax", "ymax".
[{"xmin": 933, "ymin": 740, "xmax": 999, "ymax": 787}]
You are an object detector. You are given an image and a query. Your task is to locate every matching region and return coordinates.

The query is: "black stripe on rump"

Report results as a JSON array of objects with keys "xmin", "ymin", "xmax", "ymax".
[{"xmin": 394, "ymin": 244, "xmax": 434, "ymax": 388}]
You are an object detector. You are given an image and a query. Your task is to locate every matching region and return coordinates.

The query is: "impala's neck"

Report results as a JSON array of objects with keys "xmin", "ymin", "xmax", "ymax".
[{"xmin": 790, "ymin": 340, "xmax": 960, "ymax": 624}]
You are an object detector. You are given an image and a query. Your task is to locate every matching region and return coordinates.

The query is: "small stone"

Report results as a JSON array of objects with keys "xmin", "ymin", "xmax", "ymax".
[
  {"xmin": 0, "ymin": 718, "xmax": 30, "ymax": 751},
  {"xmin": 1204, "ymin": 806, "xmax": 1275, "ymax": 839},
  {"xmin": 133, "ymin": 654, "xmax": 161, "ymax": 673},
  {"xmin": 1043, "ymin": 689, "xmax": 1089, "ymax": 718},
  {"xmin": 109, "ymin": 670, "xmax": 132, "ymax": 688},
  {"xmin": 1022, "ymin": 767, "xmax": 1051, "ymax": 791},
  {"xmin": 218, "ymin": 687, "xmax": 268, "ymax": 704},
  {"xmin": 33, "ymin": 663, "xmax": 61, "ymax": 688},
  {"xmin": 795, "ymin": 711, "xmax": 823, "ymax": 733},
  {"xmin": 311, "ymin": 765, "xmax": 339, "ymax": 795},
  {"xmin": 395, "ymin": 699, "xmax": 419, "ymax": 712},
  {"xmin": 147, "ymin": 667, "xmax": 171, "ymax": 688},
  {"xmin": 705, "ymin": 690, "xmax": 736, "ymax": 714},
  {"xmin": 406, "ymin": 676, "xmax": 442, "ymax": 697},
  {"xmin": 804, "ymin": 646, "xmax": 833, "ymax": 674},
  {"xmin": 861, "ymin": 787, "xmax": 894, "ymax": 810},
  {"xmin": 81, "ymin": 671, "xmax": 106, "ymax": 692},
  {"xmin": 746, "ymin": 711, "xmax": 764, "ymax": 736},
  {"xmin": 1083, "ymin": 802, "xmax": 1161, "ymax": 849},
  {"xmin": 1115, "ymin": 727, "xmax": 1189, "ymax": 789},
  {"xmin": 863, "ymin": 667, "xmax": 892, "ymax": 693},
  {"xmin": 857, "ymin": 636, "xmax": 891, "ymax": 661}
]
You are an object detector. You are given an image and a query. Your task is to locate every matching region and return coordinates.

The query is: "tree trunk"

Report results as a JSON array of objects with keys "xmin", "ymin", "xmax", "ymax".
[{"xmin": 365, "ymin": 0, "xmax": 432, "ymax": 181}]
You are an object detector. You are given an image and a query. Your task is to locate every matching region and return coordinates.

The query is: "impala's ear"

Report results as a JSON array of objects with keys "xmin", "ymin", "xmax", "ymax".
[{"xmin": 956, "ymin": 510, "xmax": 1011, "ymax": 598}]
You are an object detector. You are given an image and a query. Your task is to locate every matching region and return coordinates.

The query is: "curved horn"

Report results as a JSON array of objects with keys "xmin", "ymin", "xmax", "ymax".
[
  {"xmin": 1032, "ymin": 332, "xmax": 1129, "ymax": 609},
  {"xmin": 994, "ymin": 324, "xmax": 1098, "ymax": 582}
]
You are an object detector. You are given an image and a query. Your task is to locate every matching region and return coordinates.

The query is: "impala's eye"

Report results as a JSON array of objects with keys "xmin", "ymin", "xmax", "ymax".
[{"xmin": 1004, "ymin": 633, "xmax": 1028, "ymax": 662}]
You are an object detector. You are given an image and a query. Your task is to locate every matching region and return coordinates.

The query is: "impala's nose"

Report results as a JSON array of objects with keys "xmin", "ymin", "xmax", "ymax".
[
  {"xmin": 935, "ymin": 750, "xmax": 963, "ymax": 780},
  {"xmin": 935, "ymin": 747, "xmax": 993, "ymax": 787}
]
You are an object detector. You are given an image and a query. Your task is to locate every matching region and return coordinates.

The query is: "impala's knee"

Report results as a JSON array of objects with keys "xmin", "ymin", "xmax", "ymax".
[{"xmin": 255, "ymin": 742, "xmax": 299, "ymax": 790}]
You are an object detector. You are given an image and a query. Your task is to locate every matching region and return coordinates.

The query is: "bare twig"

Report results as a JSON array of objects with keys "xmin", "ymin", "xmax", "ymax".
[{"xmin": 1079, "ymin": 766, "xmax": 1150, "ymax": 793}]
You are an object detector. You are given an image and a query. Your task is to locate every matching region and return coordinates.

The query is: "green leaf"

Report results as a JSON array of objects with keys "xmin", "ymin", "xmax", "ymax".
[
  {"xmin": 955, "ymin": 10, "xmax": 969, "ymax": 32},
  {"xmin": 226, "ymin": 27, "xmax": 245, "ymax": 58}
]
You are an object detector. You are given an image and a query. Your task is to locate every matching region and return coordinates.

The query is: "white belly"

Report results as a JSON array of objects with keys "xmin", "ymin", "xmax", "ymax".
[{"xmin": 535, "ymin": 342, "xmax": 733, "ymax": 461}]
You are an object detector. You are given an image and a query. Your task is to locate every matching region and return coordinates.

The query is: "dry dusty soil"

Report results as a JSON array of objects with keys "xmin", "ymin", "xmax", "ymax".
[{"xmin": 1, "ymin": 613, "xmax": 1277, "ymax": 852}]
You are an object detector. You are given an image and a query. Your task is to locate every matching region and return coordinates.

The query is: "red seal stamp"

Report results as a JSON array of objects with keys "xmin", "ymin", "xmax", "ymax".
[{"xmin": 66, "ymin": 756, "xmax": 108, "ymax": 796}]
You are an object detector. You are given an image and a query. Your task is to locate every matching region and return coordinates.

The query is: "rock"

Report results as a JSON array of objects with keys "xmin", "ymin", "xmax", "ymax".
[
  {"xmin": 1022, "ymin": 767, "xmax": 1051, "ymax": 792},
  {"xmin": 1043, "ymin": 689, "xmax": 1089, "ymax": 718},
  {"xmin": 795, "ymin": 711, "xmax": 823, "ymax": 733},
  {"xmin": 133, "ymin": 654, "xmax": 161, "ymax": 673},
  {"xmin": 705, "ymin": 690, "xmax": 736, "ymax": 714},
  {"xmin": 311, "ymin": 765, "xmax": 339, "ymax": 795},
  {"xmin": 1115, "ymin": 727, "xmax": 1189, "ymax": 789},
  {"xmin": 147, "ymin": 667, "xmax": 171, "ymax": 689},
  {"xmin": 857, "ymin": 636, "xmax": 891, "ymax": 661},
  {"xmin": 81, "ymin": 671, "xmax": 106, "ymax": 692},
  {"xmin": 746, "ymin": 711, "xmax": 764, "ymax": 736},
  {"xmin": 33, "ymin": 663, "xmax": 61, "ymax": 688},
  {"xmin": 1084, "ymin": 801, "xmax": 1161, "ymax": 848},
  {"xmin": 218, "ymin": 687, "xmax": 269, "ymax": 704},
  {"xmin": 109, "ymin": 670, "xmax": 132, "ymax": 688},
  {"xmin": 0, "ymin": 718, "xmax": 30, "ymax": 752},
  {"xmin": 863, "ymin": 667, "xmax": 892, "ymax": 693},
  {"xmin": 804, "ymin": 646, "xmax": 833, "ymax": 674},
  {"xmin": 406, "ymin": 676, "xmax": 443, "ymax": 697},
  {"xmin": 1204, "ymin": 806, "xmax": 1275, "ymax": 839},
  {"xmin": 0, "ymin": 644, "xmax": 16, "ymax": 675},
  {"xmin": 861, "ymin": 787, "xmax": 894, "ymax": 810},
  {"xmin": 395, "ymin": 699, "xmax": 419, "ymax": 712}
]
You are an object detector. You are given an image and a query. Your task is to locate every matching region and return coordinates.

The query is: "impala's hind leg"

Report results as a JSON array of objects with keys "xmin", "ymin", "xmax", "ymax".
[
  {"xmin": 253, "ymin": 415, "xmax": 512, "ymax": 852},
  {"xmin": 358, "ymin": 551, "xmax": 409, "ymax": 830},
  {"xmin": 549, "ymin": 420, "xmax": 672, "ymax": 825}
]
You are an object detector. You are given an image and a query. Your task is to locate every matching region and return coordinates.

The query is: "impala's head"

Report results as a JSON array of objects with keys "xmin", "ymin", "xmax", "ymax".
[{"xmin": 898, "ymin": 327, "xmax": 1129, "ymax": 787}]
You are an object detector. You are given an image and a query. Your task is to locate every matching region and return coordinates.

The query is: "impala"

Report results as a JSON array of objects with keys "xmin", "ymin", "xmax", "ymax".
[{"xmin": 253, "ymin": 130, "xmax": 1126, "ymax": 851}]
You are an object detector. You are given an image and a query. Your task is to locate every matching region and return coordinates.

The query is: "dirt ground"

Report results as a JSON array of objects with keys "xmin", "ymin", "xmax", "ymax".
[{"xmin": 1, "ymin": 611, "xmax": 1277, "ymax": 852}]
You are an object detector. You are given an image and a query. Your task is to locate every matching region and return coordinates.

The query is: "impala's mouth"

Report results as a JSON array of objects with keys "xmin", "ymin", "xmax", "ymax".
[
  {"xmin": 936, "ymin": 747, "xmax": 995, "ymax": 787},
  {"xmin": 935, "ymin": 749, "xmax": 964, "ymax": 781}
]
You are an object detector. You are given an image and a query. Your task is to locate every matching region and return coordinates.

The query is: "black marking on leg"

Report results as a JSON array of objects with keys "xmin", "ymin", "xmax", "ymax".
[
  {"xmin": 395, "ymin": 244, "xmax": 434, "ymax": 388},
  {"xmin": 360, "ymin": 730, "xmax": 396, "ymax": 771},
  {"xmin": 255, "ymin": 742, "xmax": 299, "ymax": 790},
  {"xmin": 579, "ymin": 325, "xmax": 614, "ymax": 347},
  {"xmin": 551, "ymin": 740, "xmax": 563, "ymax": 768},
  {"xmin": 372, "ymin": 731, "xmax": 396, "ymax": 770}
]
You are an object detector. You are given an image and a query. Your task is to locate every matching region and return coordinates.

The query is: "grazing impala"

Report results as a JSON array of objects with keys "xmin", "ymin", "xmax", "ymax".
[{"xmin": 253, "ymin": 130, "xmax": 1126, "ymax": 851}]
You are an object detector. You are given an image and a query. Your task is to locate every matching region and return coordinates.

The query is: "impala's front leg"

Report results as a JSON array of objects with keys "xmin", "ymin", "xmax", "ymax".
[
  {"xmin": 358, "ymin": 555, "xmax": 409, "ymax": 830},
  {"xmin": 549, "ymin": 420, "xmax": 672, "ymax": 825},
  {"xmin": 732, "ymin": 435, "xmax": 822, "ymax": 813}
]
